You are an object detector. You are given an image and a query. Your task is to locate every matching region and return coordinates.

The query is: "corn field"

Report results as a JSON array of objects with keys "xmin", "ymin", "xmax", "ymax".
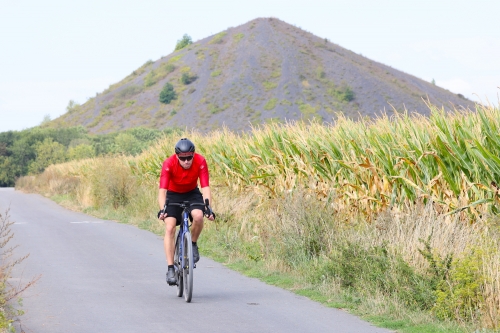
[{"xmin": 136, "ymin": 104, "xmax": 500, "ymax": 219}]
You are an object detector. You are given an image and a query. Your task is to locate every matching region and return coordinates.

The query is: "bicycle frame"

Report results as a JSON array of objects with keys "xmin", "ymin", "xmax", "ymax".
[{"xmin": 176, "ymin": 202, "xmax": 191, "ymax": 271}]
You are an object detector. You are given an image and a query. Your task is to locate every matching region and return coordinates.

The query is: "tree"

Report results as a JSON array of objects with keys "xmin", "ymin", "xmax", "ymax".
[
  {"xmin": 40, "ymin": 114, "xmax": 51, "ymax": 126},
  {"xmin": 159, "ymin": 83, "xmax": 177, "ymax": 104},
  {"xmin": 67, "ymin": 144, "xmax": 95, "ymax": 160},
  {"xmin": 175, "ymin": 34, "xmax": 192, "ymax": 51},
  {"xmin": 0, "ymin": 156, "xmax": 22, "ymax": 187},
  {"xmin": 66, "ymin": 100, "xmax": 80, "ymax": 113},
  {"xmin": 28, "ymin": 138, "xmax": 67, "ymax": 174},
  {"xmin": 114, "ymin": 133, "xmax": 143, "ymax": 156}
]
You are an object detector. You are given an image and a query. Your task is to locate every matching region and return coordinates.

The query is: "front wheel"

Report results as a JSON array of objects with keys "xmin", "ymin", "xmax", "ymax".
[
  {"xmin": 174, "ymin": 231, "xmax": 183, "ymax": 297},
  {"xmin": 183, "ymin": 232, "xmax": 194, "ymax": 302}
]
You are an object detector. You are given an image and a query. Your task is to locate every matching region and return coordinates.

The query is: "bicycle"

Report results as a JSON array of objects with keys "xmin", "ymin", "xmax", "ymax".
[{"xmin": 161, "ymin": 198, "xmax": 214, "ymax": 303}]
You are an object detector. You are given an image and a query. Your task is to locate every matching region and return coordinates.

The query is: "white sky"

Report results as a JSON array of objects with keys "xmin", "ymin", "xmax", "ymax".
[{"xmin": 1, "ymin": 0, "xmax": 499, "ymax": 132}]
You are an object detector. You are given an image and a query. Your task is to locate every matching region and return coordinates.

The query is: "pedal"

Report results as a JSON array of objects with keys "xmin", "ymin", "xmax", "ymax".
[{"xmin": 194, "ymin": 263, "xmax": 196, "ymax": 268}]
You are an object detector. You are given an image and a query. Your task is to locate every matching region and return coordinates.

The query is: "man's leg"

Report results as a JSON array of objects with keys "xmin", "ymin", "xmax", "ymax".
[
  {"xmin": 190, "ymin": 209, "xmax": 204, "ymax": 263},
  {"xmin": 164, "ymin": 216, "xmax": 177, "ymax": 285},
  {"xmin": 164, "ymin": 217, "xmax": 177, "ymax": 265},
  {"xmin": 190, "ymin": 209, "xmax": 204, "ymax": 242}
]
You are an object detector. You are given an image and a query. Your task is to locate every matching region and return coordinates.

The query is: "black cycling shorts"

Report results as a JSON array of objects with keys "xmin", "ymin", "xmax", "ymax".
[{"xmin": 166, "ymin": 188, "xmax": 205, "ymax": 226}]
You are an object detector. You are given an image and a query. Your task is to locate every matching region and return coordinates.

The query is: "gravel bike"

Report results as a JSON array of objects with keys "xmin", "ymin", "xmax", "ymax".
[{"xmin": 163, "ymin": 199, "xmax": 213, "ymax": 302}]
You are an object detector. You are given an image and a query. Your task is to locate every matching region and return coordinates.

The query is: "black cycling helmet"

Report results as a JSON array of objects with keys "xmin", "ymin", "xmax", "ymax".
[{"xmin": 175, "ymin": 138, "xmax": 195, "ymax": 154}]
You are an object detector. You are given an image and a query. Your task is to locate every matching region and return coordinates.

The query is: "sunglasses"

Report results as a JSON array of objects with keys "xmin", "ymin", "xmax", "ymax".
[{"xmin": 178, "ymin": 155, "xmax": 194, "ymax": 162}]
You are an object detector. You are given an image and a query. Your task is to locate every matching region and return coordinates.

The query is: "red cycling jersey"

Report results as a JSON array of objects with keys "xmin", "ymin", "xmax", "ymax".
[{"xmin": 159, "ymin": 153, "xmax": 209, "ymax": 192}]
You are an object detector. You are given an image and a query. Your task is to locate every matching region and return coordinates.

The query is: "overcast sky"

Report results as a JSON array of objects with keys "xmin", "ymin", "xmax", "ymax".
[{"xmin": 1, "ymin": 0, "xmax": 498, "ymax": 132}]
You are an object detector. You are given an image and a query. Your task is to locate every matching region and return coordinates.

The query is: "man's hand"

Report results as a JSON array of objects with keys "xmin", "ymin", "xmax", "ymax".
[
  {"xmin": 204, "ymin": 205, "xmax": 215, "ymax": 221},
  {"xmin": 158, "ymin": 210, "xmax": 167, "ymax": 220}
]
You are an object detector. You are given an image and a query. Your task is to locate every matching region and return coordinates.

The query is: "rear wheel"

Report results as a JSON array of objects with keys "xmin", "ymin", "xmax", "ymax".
[
  {"xmin": 183, "ymin": 232, "xmax": 194, "ymax": 302},
  {"xmin": 174, "ymin": 231, "xmax": 183, "ymax": 297}
]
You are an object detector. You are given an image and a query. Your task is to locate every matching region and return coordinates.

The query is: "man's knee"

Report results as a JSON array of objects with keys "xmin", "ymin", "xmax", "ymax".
[
  {"xmin": 164, "ymin": 218, "xmax": 177, "ymax": 236},
  {"xmin": 191, "ymin": 209, "xmax": 203, "ymax": 222}
]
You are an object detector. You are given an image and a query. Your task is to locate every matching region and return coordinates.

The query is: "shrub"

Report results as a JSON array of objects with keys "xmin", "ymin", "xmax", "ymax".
[
  {"xmin": 233, "ymin": 33, "xmax": 244, "ymax": 43},
  {"xmin": 329, "ymin": 84, "xmax": 355, "ymax": 102},
  {"xmin": 316, "ymin": 67, "xmax": 326, "ymax": 80},
  {"xmin": 209, "ymin": 32, "xmax": 227, "ymax": 44},
  {"xmin": 154, "ymin": 110, "xmax": 168, "ymax": 120},
  {"xmin": 0, "ymin": 210, "xmax": 39, "ymax": 329},
  {"xmin": 167, "ymin": 54, "xmax": 183, "ymax": 64},
  {"xmin": 262, "ymin": 81, "xmax": 277, "ymax": 91},
  {"xmin": 117, "ymin": 85, "xmax": 143, "ymax": 99},
  {"xmin": 211, "ymin": 70, "xmax": 221, "ymax": 77},
  {"xmin": 89, "ymin": 158, "xmax": 137, "ymax": 209},
  {"xmin": 144, "ymin": 71, "xmax": 158, "ymax": 87},
  {"xmin": 264, "ymin": 98, "xmax": 278, "ymax": 110},
  {"xmin": 66, "ymin": 100, "xmax": 80, "ymax": 113},
  {"xmin": 175, "ymin": 34, "xmax": 192, "ymax": 51},
  {"xmin": 270, "ymin": 69, "xmax": 281, "ymax": 78},
  {"xmin": 159, "ymin": 83, "xmax": 177, "ymax": 104},
  {"xmin": 433, "ymin": 249, "xmax": 485, "ymax": 322},
  {"xmin": 181, "ymin": 72, "xmax": 197, "ymax": 85},
  {"xmin": 297, "ymin": 102, "xmax": 318, "ymax": 117},
  {"xmin": 159, "ymin": 63, "xmax": 175, "ymax": 76},
  {"xmin": 322, "ymin": 242, "xmax": 435, "ymax": 310}
]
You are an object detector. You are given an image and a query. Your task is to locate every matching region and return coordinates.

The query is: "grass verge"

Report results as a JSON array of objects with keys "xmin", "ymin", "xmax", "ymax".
[{"xmin": 45, "ymin": 188, "xmax": 494, "ymax": 333}]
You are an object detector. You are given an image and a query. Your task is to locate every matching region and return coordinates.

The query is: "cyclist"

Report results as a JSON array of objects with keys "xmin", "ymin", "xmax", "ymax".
[{"xmin": 157, "ymin": 138, "xmax": 215, "ymax": 285}]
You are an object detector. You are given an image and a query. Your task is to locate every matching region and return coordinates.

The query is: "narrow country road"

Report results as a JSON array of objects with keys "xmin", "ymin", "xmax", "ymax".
[{"xmin": 0, "ymin": 188, "xmax": 392, "ymax": 333}]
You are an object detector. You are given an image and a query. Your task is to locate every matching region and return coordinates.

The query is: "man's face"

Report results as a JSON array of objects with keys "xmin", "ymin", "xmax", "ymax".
[{"xmin": 177, "ymin": 153, "xmax": 194, "ymax": 169}]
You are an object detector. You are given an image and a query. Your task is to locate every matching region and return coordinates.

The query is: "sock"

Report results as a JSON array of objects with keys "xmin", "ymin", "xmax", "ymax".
[
  {"xmin": 192, "ymin": 242, "xmax": 197, "ymax": 246},
  {"xmin": 168, "ymin": 265, "xmax": 174, "ymax": 269}
]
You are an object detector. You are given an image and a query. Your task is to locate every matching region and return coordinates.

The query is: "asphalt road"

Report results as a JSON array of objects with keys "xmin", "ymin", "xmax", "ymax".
[{"xmin": 0, "ymin": 188, "xmax": 392, "ymax": 333}]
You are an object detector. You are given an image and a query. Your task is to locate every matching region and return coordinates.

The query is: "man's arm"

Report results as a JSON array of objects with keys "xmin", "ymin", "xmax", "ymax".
[
  {"xmin": 158, "ymin": 188, "xmax": 168, "ymax": 220},
  {"xmin": 158, "ymin": 188, "xmax": 167, "ymax": 210},
  {"xmin": 201, "ymin": 186, "xmax": 211, "ymax": 205}
]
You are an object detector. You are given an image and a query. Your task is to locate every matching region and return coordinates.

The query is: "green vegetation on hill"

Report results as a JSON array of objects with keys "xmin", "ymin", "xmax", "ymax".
[
  {"xmin": 0, "ymin": 126, "xmax": 179, "ymax": 187},
  {"xmin": 175, "ymin": 34, "xmax": 192, "ymax": 51},
  {"xmin": 159, "ymin": 83, "xmax": 177, "ymax": 104}
]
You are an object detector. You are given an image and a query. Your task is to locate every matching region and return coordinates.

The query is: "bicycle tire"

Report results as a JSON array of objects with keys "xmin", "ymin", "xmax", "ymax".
[
  {"xmin": 174, "ymin": 231, "xmax": 183, "ymax": 297},
  {"xmin": 183, "ymin": 232, "xmax": 194, "ymax": 302}
]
